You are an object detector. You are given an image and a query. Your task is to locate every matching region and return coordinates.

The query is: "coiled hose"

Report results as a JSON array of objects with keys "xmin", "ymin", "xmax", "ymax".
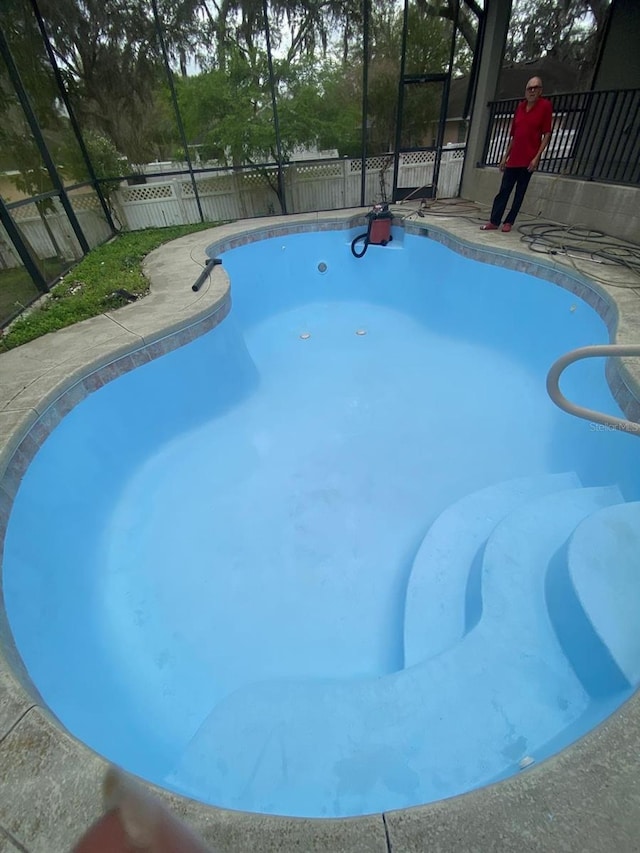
[{"xmin": 351, "ymin": 232, "xmax": 369, "ymax": 258}]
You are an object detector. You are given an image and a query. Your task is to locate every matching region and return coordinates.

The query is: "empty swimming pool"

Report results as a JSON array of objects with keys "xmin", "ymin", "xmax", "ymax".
[{"xmin": 4, "ymin": 227, "xmax": 640, "ymax": 818}]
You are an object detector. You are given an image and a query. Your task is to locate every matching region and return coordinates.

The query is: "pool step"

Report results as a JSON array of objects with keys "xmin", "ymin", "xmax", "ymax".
[
  {"xmin": 480, "ymin": 484, "xmax": 623, "ymax": 664},
  {"xmin": 564, "ymin": 501, "xmax": 640, "ymax": 688},
  {"xmin": 403, "ymin": 472, "xmax": 580, "ymax": 666},
  {"xmin": 170, "ymin": 484, "xmax": 628, "ymax": 816}
]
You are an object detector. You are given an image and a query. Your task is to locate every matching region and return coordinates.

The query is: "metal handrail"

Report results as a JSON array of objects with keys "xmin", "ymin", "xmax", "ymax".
[{"xmin": 546, "ymin": 344, "xmax": 640, "ymax": 436}]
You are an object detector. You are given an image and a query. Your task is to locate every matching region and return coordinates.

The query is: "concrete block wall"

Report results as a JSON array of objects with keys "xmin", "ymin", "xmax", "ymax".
[{"xmin": 467, "ymin": 168, "xmax": 640, "ymax": 244}]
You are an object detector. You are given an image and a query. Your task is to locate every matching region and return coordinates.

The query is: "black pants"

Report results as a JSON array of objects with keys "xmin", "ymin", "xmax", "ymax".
[{"xmin": 490, "ymin": 167, "xmax": 532, "ymax": 226}]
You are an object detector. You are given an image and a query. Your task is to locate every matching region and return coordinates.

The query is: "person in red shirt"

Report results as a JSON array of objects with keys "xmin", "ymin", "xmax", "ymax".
[{"xmin": 481, "ymin": 77, "xmax": 552, "ymax": 233}]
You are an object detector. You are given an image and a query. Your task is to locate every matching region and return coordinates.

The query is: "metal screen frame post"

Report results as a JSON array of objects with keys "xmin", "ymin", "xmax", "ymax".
[
  {"xmin": 360, "ymin": 0, "xmax": 370, "ymax": 207},
  {"xmin": 431, "ymin": 0, "xmax": 460, "ymax": 196},
  {"xmin": 151, "ymin": 0, "xmax": 204, "ymax": 223},
  {"xmin": 391, "ymin": 0, "xmax": 410, "ymax": 201},
  {"xmin": 29, "ymin": 0, "xmax": 116, "ymax": 234},
  {"xmin": 0, "ymin": 28, "xmax": 90, "ymax": 255},
  {"xmin": 262, "ymin": 0, "xmax": 287, "ymax": 215},
  {"xmin": 0, "ymin": 196, "xmax": 49, "ymax": 295}
]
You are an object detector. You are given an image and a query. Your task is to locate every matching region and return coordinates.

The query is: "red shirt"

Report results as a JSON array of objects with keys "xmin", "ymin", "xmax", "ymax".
[{"xmin": 507, "ymin": 97, "xmax": 553, "ymax": 167}]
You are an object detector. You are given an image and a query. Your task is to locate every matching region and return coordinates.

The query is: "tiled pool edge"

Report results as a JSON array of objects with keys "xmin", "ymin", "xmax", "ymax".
[
  {"xmin": 0, "ymin": 297, "xmax": 232, "ymax": 702},
  {"xmin": 202, "ymin": 212, "xmax": 640, "ymax": 420},
  {"xmin": 403, "ymin": 220, "xmax": 640, "ymax": 423},
  {"xmin": 1, "ymin": 210, "xmax": 640, "ymax": 852}
]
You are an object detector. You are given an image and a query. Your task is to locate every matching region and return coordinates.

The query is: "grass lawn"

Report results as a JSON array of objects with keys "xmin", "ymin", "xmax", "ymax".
[
  {"xmin": 0, "ymin": 222, "xmax": 219, "ymax": 351},
  {"xmin": 0, "ymin": 267, "xmax": 41, "ymax": 325},
  {"xmin": 0, "ymin": 257, "xmax": 69, "ymax": 326}
]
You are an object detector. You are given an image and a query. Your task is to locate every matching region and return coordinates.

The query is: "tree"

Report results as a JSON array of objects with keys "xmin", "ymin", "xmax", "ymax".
[
  {"xmin": 0, "ymin": 0, "xmax": 71, "ymax": 255},
  {"xmin": 504, "ymin": 0, "xmax": 611, "ymax": 72},
  {"xmin": 195, "ymin": 0, "xmax": 363, "ymax": 71},
  {"xmin": 313, "ymin": 63, "xmax": 363, "ymax": 156},
  {"xmin": 415, "ymin": 0, "xmax": 482, "ymax": 54},
  {"xmin": 35, "ymin": 0, "xmax": 199, "ymax": 163},
  {"xmin": 326, "ymin": 1, "xmax": 465, "ymax": 155},
  {"xmin": 173, "ymin": 0, "xmax": 465, "ymax": 165},
  {"xmin": 62, "ymin": 131, "xmax": 128, "ymax": 213},
  {"xmin": 174, "ymin": 49, "xmax": 328, "ymax": 164},
  {"xmin": 0, "ymin": 0, "xmax": 67, "ymax": 174},
  {"xmin": 1, "ymin": 0, "xmax": 475, "ymax": 182}
]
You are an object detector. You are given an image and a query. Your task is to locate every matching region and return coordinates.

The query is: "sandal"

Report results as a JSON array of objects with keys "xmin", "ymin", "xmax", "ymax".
[
  {"xmin": 480, "ymin": 223, "xmax": 498, "ymax": 231},
  {"xmin": 501, "ymin": 223, "xmax": 512, "ymax": 233}
]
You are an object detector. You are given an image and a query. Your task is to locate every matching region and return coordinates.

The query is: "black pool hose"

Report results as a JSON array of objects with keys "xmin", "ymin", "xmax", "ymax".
[
  {"xmin": 351, "ymin": 232, "xmax": 369, "ymax": 258},
  {"xmin": 192, "ymin": 257, "xmax": 222, "ymax": 292}
]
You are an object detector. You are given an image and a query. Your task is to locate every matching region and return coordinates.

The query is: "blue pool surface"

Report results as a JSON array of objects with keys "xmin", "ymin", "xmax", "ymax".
[{"xmin": 4, "ymin": 228, "xmax": 640, "ymax": 817}]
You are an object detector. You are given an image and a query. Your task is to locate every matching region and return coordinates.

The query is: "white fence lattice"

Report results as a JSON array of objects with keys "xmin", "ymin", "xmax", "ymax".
[
  {"xmin": 0, "ymin": 195, "xmax": 113, "ymax": 270},
  {"xmin": 117, "ymin": 147, "xmax": 465, "ymax": 232},
  {"xmin": 1, "ymin": 147, "xmax": 465, "ymax": 265}
]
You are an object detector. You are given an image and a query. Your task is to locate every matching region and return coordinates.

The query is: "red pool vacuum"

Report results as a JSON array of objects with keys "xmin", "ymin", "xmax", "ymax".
[{"xmin": 351, "ymin": 203, "xmax": 393, "ymax": 258}]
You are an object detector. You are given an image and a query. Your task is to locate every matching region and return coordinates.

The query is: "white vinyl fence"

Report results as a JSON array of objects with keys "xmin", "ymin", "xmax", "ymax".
[
  {"xmin": 0, "ymin": 147, "xmax": 465, "ymax": 266},
  {"xmin": 117, "ymin": 147, "xmax": 466, "ymax": 232},
  {"xmin": 0, "ymin": 194, "xmax": 113, "ymax": 270}
]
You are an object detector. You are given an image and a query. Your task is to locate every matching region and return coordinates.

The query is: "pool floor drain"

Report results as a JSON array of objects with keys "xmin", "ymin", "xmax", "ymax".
[{"xmin": 356, "ymin": 329, "xmax": 367, "ymax": 336}]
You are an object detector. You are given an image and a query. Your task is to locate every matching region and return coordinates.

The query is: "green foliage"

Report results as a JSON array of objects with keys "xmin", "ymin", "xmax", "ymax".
[
  {"xmin": 0, "ymin": 258, "xmax": 67, "ymax": 328},
  {"xmin": 35, "ymin": 0, "xmax": 198, "ymax": 164},
  {"xmin": 312, "ymin": 64, "xmax": 362, "ymax": 156},
  {"xmin": 174, "ymin": 51, "xmax": 329, "ymax": 166},
  {"xmin": 505, "ymin": 0, "xmax": 610, "ymax": 68},
  {"xmin": 0, "ymin": 0, "xmax": 484, "ymax": 182},
  {"xmin": 0, "ymin": 0, "xmax": 69, "ymax": 197},
  {"xmin": 8, "ymin": 149, "xmax": 57, "ymax": 201},
  {"xmin": 314, "ymin": 5, "xmax": 457, "ymax": 156},
  {"xmin": 199, "ymin": 0, "xmax": 365, "ymax": 72},
  {"xmin": 0, "ymin": 223, "xmax": 218, "ymax": 350},
  {"xmin": 0, "ymin": 267, "xmax": 43, "ymax": 325},
  {"xmin": 171, "ymin": 3, "xmax": 458, "ymax": 167},
  {"xmin": 62, "ymin": 131, "xmax": 128, "ymax": 201},
  {"xmin": 1, "ymin": 0, "xmax": 607, "ymax": 202}
]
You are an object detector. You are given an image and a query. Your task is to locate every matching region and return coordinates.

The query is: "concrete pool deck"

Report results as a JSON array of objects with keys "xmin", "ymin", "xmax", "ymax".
[{"xmin": 1, "ymin": 207, "xmax": 640, "ymax": 852}]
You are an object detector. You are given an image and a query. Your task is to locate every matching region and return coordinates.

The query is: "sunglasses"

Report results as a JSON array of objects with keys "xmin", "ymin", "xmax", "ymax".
[{"xmin": 526, "ymin": 86, "xmax": 541, "ymax": 92}]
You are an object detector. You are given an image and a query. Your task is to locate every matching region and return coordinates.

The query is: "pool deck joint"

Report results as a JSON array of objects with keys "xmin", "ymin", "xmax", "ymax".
[{"xmin": 1, "ymin": 207, "xmax": 640, "ymax": 852}]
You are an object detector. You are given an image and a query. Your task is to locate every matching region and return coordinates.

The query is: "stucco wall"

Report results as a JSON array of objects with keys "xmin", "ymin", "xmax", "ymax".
[{"xmin": 465, "ymin": 167, "xmax": 640, "ymax": 244}]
